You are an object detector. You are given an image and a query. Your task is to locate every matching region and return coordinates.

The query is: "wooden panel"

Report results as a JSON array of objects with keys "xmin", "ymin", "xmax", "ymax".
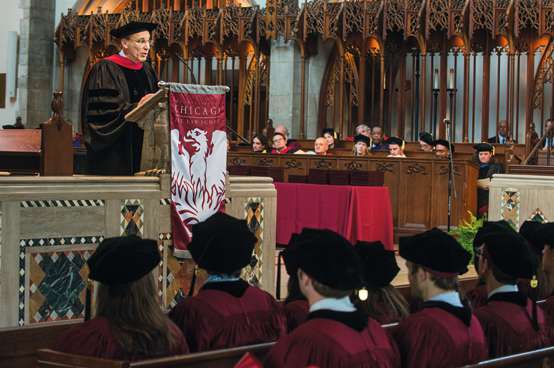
[
  {"xmin": 228, "ymin": 152, "xmax": 479, "ymax": 235},
  {"xmin": 398, "ymin": 160, "xmax": 433, "ymax": 232},
  {"xmin": 0, "ymin": 130, "xmax": 41, "ymax": 153}
]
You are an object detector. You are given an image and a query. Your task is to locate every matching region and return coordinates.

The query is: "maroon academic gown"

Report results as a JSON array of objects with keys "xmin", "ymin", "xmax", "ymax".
[
  {"xmin": 394, "ymin": 301, "xmax": 488, "ymax": 368},
  {"xmin": 283, "ymin": 299, "xmax": 309, "ymax": 332},
  {"xmin": 475, "ymin": 292, "xmax": 551, "ymax": 358},
  {"xmin": 266, "ymin": 309, "xmax": 400, "ymax": 368},
  {"xmin": 55, "ymin": 317, "xmax": 189, "ymax": 360},
  {"xmin": 169, "ymin": 280, "xmax": 286, "ymax": 352},
  {"xmin": 541, "ymin": 295, "xmax": 554, "ymax": 322},
  {"xmin": 465, "ymin": 284, "xmax": 488, "ymax": 310}
]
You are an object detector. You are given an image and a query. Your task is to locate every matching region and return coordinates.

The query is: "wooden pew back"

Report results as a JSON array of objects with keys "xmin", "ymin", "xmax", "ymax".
[
  {"xmin": 461, "ymin": 346, "xmax": 554, "ymax": 368},
  {"xmin": 0, "ymin": 320, "xmax": 80, "ymax": 368}
]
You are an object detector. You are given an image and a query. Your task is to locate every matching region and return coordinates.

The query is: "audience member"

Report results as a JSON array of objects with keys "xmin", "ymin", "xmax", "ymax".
[
  {"xmin": 371, "ymin": 126, "xmax": 389, "ymax": 151},
  {"xmin": 433, "ymin": 139, "xmax": 453, "ymax": 158},
  {"xmin": 543, "ymin": 119, "xmax": 554, "ymax": 151},
  {"xmin": 488, "ymin": 120, "xmax": 514, "ymax": 144},
  {"xmin": 354, "ymin": 241, "xmax": 409, "ymax": 324},
  {"xmin": 266, "ymin": 229, "xmax": 400, "ymax": 368},
  {"xmin": 314, "ymin": 137, "xmax": 329, "ymax": 156},
  {"xmin": 474, "ymin": 230, "xmax": 551, "ymax": 357},
  {"xmin": 355, "ymin": 124, "xmax": 371, "ymax": 138},
  {"xmin": 271, "ymin": 133, "xmax": 292, "ymax": 154},
  {"xmin": 274, "ymin": 124, "xmax": 300, "ymax": 153},
  {"xmin": 169, "ymin": 213, "xmax": 286, "ymax": 352},
  {"xmin": 352, "ymin": 134, "xmax": 371, "ymax": 156},
  {"xmin": 465, "ymin": 220, "xmax": 516, "ymax": 309},
  {"xmin": 56, "ymin": 236, "xmax": 189, "ymax": 360},
  {"xmin": 473, "ymin": 143, "xmax": 504, "ymax": 217},
  {"xmin": 539, "ymin": 223, "xmax": 554, "ymax": 321},
  {"xmin": 279, "ymin": 232, "xmax": 310, "ymax": 332},
  {"xmin": 395, "ymin": 228, "xmax": 488, "ymax": 367},
  {"xmin": 418, "ymin": 132, "xmax": 434, "ymax": 152},
  {"xmin": 252, "ymin": 134, "xmax": 268, "ymax": 153},
  {"xmin": 2, "ymin": 116, "xmax": 24, "ymax": 129},
  {"xmin": 322, "ymin": 128, "xmax": 337, "ymax": 149},
  {"xmin": 387, "ymin": 137, "xmax": 406, "ymax": 158}
]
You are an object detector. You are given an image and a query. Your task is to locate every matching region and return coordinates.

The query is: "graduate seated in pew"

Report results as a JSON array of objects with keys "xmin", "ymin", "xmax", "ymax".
[
  {"xmin": 55, "ymin": 236, "xmax": 189, "ymax": 360},
  {"xmin": 465, "ymin": 220, "xmax": 517, "ymax": 309},
  {"xmin": 539, "ymin": 223, "xmax": 554, "ymax": 322},
  {"xmin": 322, "ymin": 128, "xmax": 337, "ymax": 150},
  {"xmin": 352, "ymin": 134, "xmax": 371, "ymax": 156},
  {"xmin": 169, "ymin": 212, "xmax": 286, "ymax": 353},
  {"xmin": 279, "ymin": 233, "xmax": 309, "ymax": 332},
  {"xmin": 386, "ymin": 137, "xmax": 407, "ymax": 158},
  {"xmin": 519, "ymin": 221, "xmax": 551, "ymax": 299},
  {"xmin": 395, "ymin": 228, "xmax": 488, "ymax": 368},
  {"xmin": 354, "ymin": 241, "xmax": 409, "ymax": 325},
  {"xmin": 266, "ymin": 229, "xmax": 400, "ymax": 368},
  {"xmin": 473, "ymin": 229, "xmax": 552, "ymax": 357},
  {"xmin": 418, "ymin": 132, "xmax": 434, "ymax": 152}
]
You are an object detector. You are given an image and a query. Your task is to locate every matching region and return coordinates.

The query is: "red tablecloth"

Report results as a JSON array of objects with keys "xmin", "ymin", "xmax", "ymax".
[{"xmin": 275, "ymin": 182, "xmax": 394, "ymax": 250}]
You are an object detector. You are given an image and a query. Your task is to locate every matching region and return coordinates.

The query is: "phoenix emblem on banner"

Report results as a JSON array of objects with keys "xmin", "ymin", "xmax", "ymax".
[{"xmin": 171, "ymin": 128, "xmax": 226, "ymax": 237}]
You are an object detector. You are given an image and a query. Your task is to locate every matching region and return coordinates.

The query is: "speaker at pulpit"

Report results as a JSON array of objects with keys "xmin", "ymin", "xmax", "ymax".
[{"xmin": 125, "ymin": 87, "xmax": 170, "ymax": 173}]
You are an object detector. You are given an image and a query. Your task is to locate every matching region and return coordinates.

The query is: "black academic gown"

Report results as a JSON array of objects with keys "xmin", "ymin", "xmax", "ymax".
[
  {"xmin": 477, "ymin": 163, "xmax": 504, "ymax": 215},
  {"xmin": 81, "ymin": 58, "xmax": 158, "ymax": 175}
]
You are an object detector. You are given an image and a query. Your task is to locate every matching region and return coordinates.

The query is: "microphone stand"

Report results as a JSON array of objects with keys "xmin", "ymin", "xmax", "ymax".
[
  {"xmin": 172, "ymin": 53, "xmax": 250, "ymax": 145},
  {"xmin": 444, "ymin": 119, "xmax": 457, "ymax": 231}
]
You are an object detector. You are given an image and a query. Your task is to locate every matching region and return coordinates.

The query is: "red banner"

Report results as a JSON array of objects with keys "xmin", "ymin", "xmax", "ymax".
[{"xmin": 169, "ymin": 84, "xmax": 229, "ymax": 258}]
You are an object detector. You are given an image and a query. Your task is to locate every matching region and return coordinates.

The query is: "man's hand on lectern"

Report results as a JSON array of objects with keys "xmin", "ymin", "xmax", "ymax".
[{"xmin": 138, "ymin": 93, "xmax": 155, "ymax": 107}]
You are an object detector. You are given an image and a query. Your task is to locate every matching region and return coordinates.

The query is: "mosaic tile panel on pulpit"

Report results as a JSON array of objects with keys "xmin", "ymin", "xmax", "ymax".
[
  {"xmin": 19, "ymin": 237, "xmax": 101, "ymax": 326},
  {"xmin": 241, "ymin": 198, "xmax": 264, "ymax": 286}
]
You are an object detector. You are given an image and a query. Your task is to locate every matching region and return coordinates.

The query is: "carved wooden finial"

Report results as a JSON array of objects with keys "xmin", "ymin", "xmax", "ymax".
[{"xmin": 51, "ymin": 91, "xmax": 64, "ymax": 129}]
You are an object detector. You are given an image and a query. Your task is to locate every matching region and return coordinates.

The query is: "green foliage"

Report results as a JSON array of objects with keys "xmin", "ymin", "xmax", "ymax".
[{"xmin": 448, "ymin": 211, "xmax": 485, "ymax": 264}]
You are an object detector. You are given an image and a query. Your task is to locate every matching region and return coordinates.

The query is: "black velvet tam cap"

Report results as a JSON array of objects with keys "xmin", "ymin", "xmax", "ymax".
[
  {"xmin": 354, "ymin": 134, "xmax": 370, "ymax": 145},
  {"xmin": 519, "ymin": 221, "xmax": 546, "ymax": 255},
  {"xmin": 110, "ymin": 21, "xmax": 157, "ymax": 39},
  {"xmin": 295, "ymin": 229, "xmax": 364, "ymax": 290},
  {"xmin": 281, "ymin": 233, "xmax": 302, "ymax": 276},
  {"xmin": 433, "ymin": 139, "xmax": 451, "ymax": 148},
  {"xmin": 322, "ymin": 128, "xmax": 337, "ymax": 139},
  {"xmin": 399, "ymin": 228, "xmax": 470, "ymax": 276},
  {"xmin": 387, "ymin": 137, "xmax": 404, "ymax": 146},
  {"xmin": 87, "ymin": 236, "xmax": 160, "ymax": 285},
  {"xmin": 482, "ymin": 231, "xmax": 538, "ymax": 279},
  {"xmin": 473, "ymin": 142, "xmax": 494, "ymax": 153},
  {"xmin": 189, "ymin": 212, "xmax": 257, "ymax": 274},
  {"xmin": 473, "ymin": 220, "xmax": 515, "ymax": 248},
  {"xmin": 355, "ymin": 241, "xmax": 399, "ymax": 288},
  {"xmin": 539, "ymin": 223, "xmax": 554, "ymax": 248},
  {"xmin": 419, "ymin": 132, "xmax": 434, "ymax": 145}
]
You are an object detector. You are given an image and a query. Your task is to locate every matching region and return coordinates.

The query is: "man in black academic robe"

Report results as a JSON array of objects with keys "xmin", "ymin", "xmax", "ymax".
[
  {"xmin": 81, "ymin": 22, "xmax": 158, "ymax": 175},
  {"xmin": 473, "ymin": 143, "xmax": 504, "ymax": 216}
]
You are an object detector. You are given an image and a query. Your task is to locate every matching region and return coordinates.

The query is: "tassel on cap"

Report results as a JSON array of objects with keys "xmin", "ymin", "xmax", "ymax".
[
  {"xmin": 188, "ymin": 264, "xmax": 198, "ymax": 297},
  {"xmin": 530, "ymin": 275, "xmax": 539, "ymax": 331},
  {"xmin": 276, "ymin": 251, "xmax": 283, "ymax": 300}
]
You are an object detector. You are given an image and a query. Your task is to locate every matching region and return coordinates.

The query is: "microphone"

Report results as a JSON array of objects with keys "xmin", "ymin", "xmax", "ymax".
[{"xmin": 443, "ymin": 118, "xmax": 451, "ymax": 125}]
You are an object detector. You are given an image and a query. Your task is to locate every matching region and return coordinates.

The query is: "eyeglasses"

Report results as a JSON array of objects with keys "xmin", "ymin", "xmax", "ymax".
[{"xmin": 129, "ymin": 38, "xmax": 153, "ymax": 47}]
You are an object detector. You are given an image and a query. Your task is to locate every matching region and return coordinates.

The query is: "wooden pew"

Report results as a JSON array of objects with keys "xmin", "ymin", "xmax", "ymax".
[
  {"xmin": 0, "ymin": 320, "xmax": 80, "ymax": 368},
  {"xmin": 461, "ymin": 346, "xmax": 554, "ymax": 367},
  {"xmin": 228, "ymin": 152, "xmax": 478, "ymax": 235},
  {"xmin": 37, "ymin": 343, "xmax": 275, "ymax": 368}
]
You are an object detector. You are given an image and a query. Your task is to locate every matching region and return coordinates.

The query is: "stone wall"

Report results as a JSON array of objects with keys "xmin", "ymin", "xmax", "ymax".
[{"xmin": 18, "ymin": 0, "xmax": 56, "ymax": 128}]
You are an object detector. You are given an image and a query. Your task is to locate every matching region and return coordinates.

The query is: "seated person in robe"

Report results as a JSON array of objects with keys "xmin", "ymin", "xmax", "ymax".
[
  {"xmin": 465, "ymin": 220, "xmax": 515, "ymax": 309},
  {"xmin": 278, "ymin": 232, "xmax": 311, "ymax": 332},
  {"xmin": 433, "ymin": 139, "xmax": 454, "ymax": 159},
  {"xmin": 538, "ymin": 223, "xmax": 554, "ymax": 321},
  {"xmin": 474, "ymin": 230, "xmax": 552, "ymax": 357},
  {"xmin": 322, "ymin": 128, "xmax": 337, "ymax": 150},
  {"xmin": 271, "ymin": 132, "xmax": 294, "ymax": 154},
  {"xmin": 354, "ymin": 241, "xmax": 409, "ymax": 324},
  {"xmin": 520, "ymin": 221, "xmax": 550, "ymax": 299},
  {"xmin": 252, "ymin": 134, "xmax": 268, "ymax": 153},
  {"xmin": 387, "ymin": 137, "xmax": 407, "ymax": 158},
  {"xmin": 294, "ymin": 137, "xmax": 330, "ymax": 155},
  {"xmin": 82, "ymin": 22, "xmax": 159, "ymax": 175},
  {"xmin": 487, "ymin": 120, "xmax": 515, "ymax": 144},
  {"xmin": 266, "ymin": 229, "xmax": 400, "ymax": 368},
  {"xmin": 371, "ymin": 126, "xmax": 389, "ymax": 151},
  {"xmin": 352, "ymin": 134, "xmax": 371, "ymax": 156},
  {"xmin": 274, "ymin": 124, "xmax": 301, "ymax": 153},
  {"xmin": 169, "ymin": 212, "xmax": 286, "ymax": 352},
  {"xmin": 418, "ymin": 132, "xmax": 434, "ymax": 152},
  {"xmin": 395, "ymin": 228, "xmax": 488, "ymax": 367},
  {"xmin": 55, "ymin": 236, "xmax": 189, "ymax": 360},
  {"xmin": 473, "ymin": 143, "xmax": 504, "ymax": 217}
]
